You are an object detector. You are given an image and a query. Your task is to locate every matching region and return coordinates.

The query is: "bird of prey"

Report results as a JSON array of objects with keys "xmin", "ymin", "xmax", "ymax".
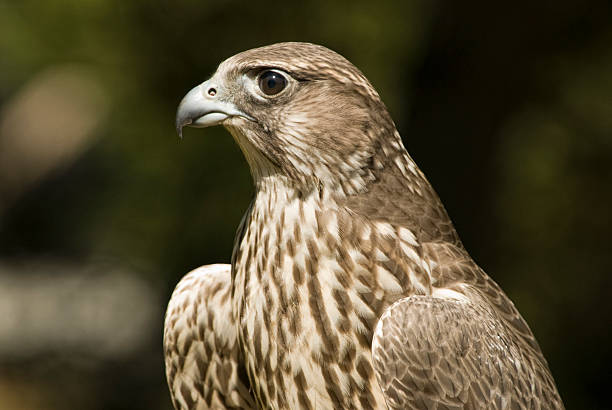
[{"xmin": 165, "ymin": 42, "xmax": 564, "ymax": 409}]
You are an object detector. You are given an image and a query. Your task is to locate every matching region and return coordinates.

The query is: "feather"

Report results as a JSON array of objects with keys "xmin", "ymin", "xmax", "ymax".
[{"xmin": 166, "ymin": 42, "xmax": 564, "ymax": 409}]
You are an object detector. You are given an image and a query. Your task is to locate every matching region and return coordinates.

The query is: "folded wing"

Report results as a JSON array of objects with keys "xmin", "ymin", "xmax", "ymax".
[
  {"xmin": 372, "ymin": 293, "xmax": 563, "ymax": 409},
  {"xmin": 163, "ymin": 264, "xmax": 255, "ymax": 410}
]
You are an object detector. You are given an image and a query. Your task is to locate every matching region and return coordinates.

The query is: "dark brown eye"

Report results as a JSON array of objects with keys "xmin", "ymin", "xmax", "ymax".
[{"xmin": 258, "ymin": 70, "xmax": 287, "ymax": 95}]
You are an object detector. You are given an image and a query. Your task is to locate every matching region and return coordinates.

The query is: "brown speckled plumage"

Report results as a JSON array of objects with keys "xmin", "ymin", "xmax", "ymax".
[{"xmin": 165, "ymin": 42, "xmax": 564, "ymax": 409}]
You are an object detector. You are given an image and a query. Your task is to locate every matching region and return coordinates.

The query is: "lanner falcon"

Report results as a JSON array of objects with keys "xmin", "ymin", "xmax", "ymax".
[{"xmin": 165, "ymin": 42, "xmax": 564, "ymax": 409}]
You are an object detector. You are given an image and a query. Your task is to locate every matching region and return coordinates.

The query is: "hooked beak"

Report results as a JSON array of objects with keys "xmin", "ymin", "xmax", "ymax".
[{"xmin": 175, "ymin": 80, "xmax": 254, "ymax": 138}]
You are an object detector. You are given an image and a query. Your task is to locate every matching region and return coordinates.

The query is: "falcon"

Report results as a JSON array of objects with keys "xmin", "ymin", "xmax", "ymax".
[{"xmin": 164, "ymin": 42, "xmax": 564, "ymax": 409}]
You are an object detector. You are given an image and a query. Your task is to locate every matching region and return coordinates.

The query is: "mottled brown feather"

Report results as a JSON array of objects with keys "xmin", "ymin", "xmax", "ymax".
[
  {"xmin": 166, "ymin": 42, "xmax": 564, "ymax": 410},
  {"xmin": 164, "ymin": 265, "xmax": 255, "ymax": 409}
]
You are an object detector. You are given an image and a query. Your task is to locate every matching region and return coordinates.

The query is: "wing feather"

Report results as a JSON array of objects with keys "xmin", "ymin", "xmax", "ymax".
[
  {"xmin": 163, "ymin": 264, "xmax": 255, "ymax": 409},
  {"xmin": 372, "ymin": 293, "xmax": 564, "ymax": 409}
]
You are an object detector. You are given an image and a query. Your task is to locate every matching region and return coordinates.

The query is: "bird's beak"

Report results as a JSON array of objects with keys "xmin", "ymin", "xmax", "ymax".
[{"xmin": 175, "ymin": 80, "xmax": 253, "ymax": 138}]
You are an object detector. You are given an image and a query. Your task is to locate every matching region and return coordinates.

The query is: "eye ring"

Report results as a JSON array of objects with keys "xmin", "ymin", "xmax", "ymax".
[{"xmin": 258, "ymin": 70, "xmax": 288, "ymax": 96}]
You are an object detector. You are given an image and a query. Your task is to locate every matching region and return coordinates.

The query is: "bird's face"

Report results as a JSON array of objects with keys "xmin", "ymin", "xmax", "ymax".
[{"xmin": 177, "ymin": 42, "xmax": 397, "ymax": 193}]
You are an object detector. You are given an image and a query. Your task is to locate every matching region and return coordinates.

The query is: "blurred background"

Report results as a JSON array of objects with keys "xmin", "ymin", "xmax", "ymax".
[{"xmin": 1, "ymin": 0, "xmax": 610, "ymax": 408}]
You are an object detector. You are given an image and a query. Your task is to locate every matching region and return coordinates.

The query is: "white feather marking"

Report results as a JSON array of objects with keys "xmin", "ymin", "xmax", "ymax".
[
  {"xmin": 374, "ymin": 248, "xmax": 389, "ymax": 262},
  {"xmin": 372, "ymin": 313, "xmax": 387, "ymax": 351},
  {"xmin": 394, "ymin": 157, "xmax": 408, "ymax": 177},
  {"xmin": 432, "ymin": 287, "xmax": 470, "ymax": 302},
  {"xmin": 376, "ymin": 265, "xmax": 403, "ymax": 294},
  {"xmin": 375, "ymin": 222, "xmax": 395, "ymax": 238},
  {"xmin": 319, "ymin": 259, "xmax": 344, "ymax": 287},
  {"xmin": 322, "ymin": 284, "xmax": 343, "ymax": 328},
  {"xmin": 400, "ymin": 242, "xmax": 422, "ymax": 264},
  {"xmin": 349, "ymin": 292, "xmax": 375, "ymax": 319},
  {"xmin": 360, "ymin": 223, "xmax": 371, "ymax": 240},
  {"xmin": 409, "ymin": 269, "xmax": 429, "ymax": 294},
  {"xmin": 398, "ymin": 227, "xmax": 418, "ymax": 246},
  {"xmin": 325, "ymin": 212, "xmax": 340, "ymax": 241},
  {"xmin": 348, "ymin": 249, "xmax": 368, "ymax": 267}
]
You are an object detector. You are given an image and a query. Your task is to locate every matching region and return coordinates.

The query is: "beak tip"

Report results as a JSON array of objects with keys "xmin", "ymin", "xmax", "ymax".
[{"xmin": 175, "ymin": 115, "xmax": 191, "ymax": 139}]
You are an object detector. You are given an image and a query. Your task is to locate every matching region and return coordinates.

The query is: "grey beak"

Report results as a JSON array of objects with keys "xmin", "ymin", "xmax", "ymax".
[{"xmin": 175, "ymin": 80, "xmax": 254, "ymax": 138}]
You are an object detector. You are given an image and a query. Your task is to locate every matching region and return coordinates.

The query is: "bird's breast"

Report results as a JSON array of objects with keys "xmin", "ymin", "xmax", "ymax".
[{"xmin": 230, "ymin": 188, "xmax": 424, "ymax": 409}]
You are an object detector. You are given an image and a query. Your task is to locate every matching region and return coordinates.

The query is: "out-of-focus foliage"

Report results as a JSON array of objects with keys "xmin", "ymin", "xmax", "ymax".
[{"xmin": 0, "ymin": 0, "xmax": 610, "ymax": 409}]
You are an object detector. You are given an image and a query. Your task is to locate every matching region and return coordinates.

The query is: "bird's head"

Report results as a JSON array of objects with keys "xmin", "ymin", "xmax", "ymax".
[{"xmin": 176, "ymin": 42, "xmax": 402, "ymax": 195}]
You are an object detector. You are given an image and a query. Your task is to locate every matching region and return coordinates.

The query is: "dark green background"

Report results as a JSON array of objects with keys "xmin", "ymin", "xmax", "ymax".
[{"xmin": 1, "ymin": 0, "xmax": 610, "ymax": 409}]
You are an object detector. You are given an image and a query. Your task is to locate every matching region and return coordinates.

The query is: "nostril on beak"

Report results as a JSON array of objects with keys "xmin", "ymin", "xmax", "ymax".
[{"xmin": 207, "ymin": 87, "xmax": 217, "ymax": 97}]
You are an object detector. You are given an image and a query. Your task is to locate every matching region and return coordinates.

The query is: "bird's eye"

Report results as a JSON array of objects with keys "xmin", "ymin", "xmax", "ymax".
[{"xmin": 258, "ymin": 70, "xmax": 287, "ymax": 96}]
